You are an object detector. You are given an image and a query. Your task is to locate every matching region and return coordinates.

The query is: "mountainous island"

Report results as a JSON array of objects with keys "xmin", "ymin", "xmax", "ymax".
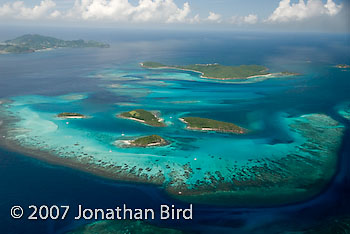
[
  {"xmin": 118, "ymin": 109, "xmax": 166, "ymax": 127},
  {"xmin": 141, "ymin": 61, "xmax": 298, "ymax": 80},
  {"xmin": 0, "ymin": 34, "xmax": 109, "ymax": 54}
]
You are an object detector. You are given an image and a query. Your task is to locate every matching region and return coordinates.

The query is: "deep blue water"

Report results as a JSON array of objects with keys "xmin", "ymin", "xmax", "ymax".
[{"xmin": 0, "ymin": 29, "xmax": 349, "ymax": 233}]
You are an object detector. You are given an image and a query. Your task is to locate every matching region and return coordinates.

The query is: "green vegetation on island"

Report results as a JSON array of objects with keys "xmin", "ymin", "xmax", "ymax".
[
  {"xmin": 57, "ymin": 112, "xmax": 86, "ymax": 119},
  {"xmin": 141, "ymin": 61, "xmax": 269, "ymax": 79},
  {"xmin": 180, "ymin": 117, "xmax": 246, "ymax": 134},
  {"xmin": 130, "ymin": 135, "xmax": 168, "ymax": 147},
  {"xmin": 118, "ymin": 109, "xmax": 166, "ymax": 127},
  {"xmin": 0, "ymin": 44, "xmax": 34, "ymax": 53},
  {"xmin": 0, "ymin": 34, "xmax": 109, "ymax": 54},
  {"xmin": 141, "ymin": 61, "xmax": 165, "ymax": 68},
  {"xmin": 336, "ymin": 64, "xmax": 350, "ymax": 69}
]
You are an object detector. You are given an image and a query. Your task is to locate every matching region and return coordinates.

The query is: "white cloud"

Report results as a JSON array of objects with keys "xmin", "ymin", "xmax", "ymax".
[
  {"xmin": 0, "ymin": 0, "xmax": 196, "ymax": 23},
  {"xmin": 67, "ymin": 0, "xmax": 193, "ymax": 23},
  {"xmin": 189, "ymin": 14, "xmax": 200, "ymax": 23},
  {"xmin": 324, "ymin": 0, "xmax": 342, "ymax": 15},
  {"xmin": 267, "ymin": 0, "xmax": 342, "ymax": 22},
  {"xmin": 0, "ymin": 0, "xmax": 58, "ymax": 19},
  {"xmin": 230, "ymin": 14, "xmax": 258, "ymax": 25},
  {"xmin": 0, "ymin": 0, "xmax": 345, "ymax": 32},
  {"xmin": 243, "ymin": 14, "xmax": 258, "ymax": 24},
  {"xmin": 167, "ymin": 2, "xmax": 191, "ymax": 23},
  {"xmin": 50, "ymin": 10, "xmax": 61, "ymax": 18},
  {"xmin": 207, "ymin": 11, "xmax": 221, "ymax": 22}
]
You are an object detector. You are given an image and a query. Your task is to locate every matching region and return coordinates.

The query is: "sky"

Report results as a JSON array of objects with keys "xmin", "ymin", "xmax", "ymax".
[{"xmin": 0, "ymin": 0, "xmax": 348, "ymax": 33}]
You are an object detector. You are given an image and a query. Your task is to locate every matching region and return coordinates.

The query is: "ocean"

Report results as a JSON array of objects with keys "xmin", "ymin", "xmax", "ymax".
[{"xmin": 0, "ymin": 28, "xmax": 349, "ymax": 233}]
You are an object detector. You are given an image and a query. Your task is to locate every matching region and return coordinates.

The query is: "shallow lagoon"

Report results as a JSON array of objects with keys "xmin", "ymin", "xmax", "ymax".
[
  {"xmin": 0, "ymin": 30, "xmax": 349, "ymax": 233},
  {"xmin": 0, "ymin": 57, "xmax": 346, "ymax": 205}
]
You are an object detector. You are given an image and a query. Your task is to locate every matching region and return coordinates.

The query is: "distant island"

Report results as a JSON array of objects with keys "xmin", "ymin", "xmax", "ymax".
[
  {"xmin": 119, "ymin": 135, "xmax": 169, "ymax": 148},
  {"xmin": 118, "ymin": 109, "xmax": 166, "ymax": 127},
  {"xmin": 336, "ymin": 64, "xmax": 350, "ymax": 69},
  {"xmin": 141, "ymin": 61, "xmax": 298, "ymax": 80},
  {"xmin": 180, "ymin": 117, "xmax": 246, "ymax": 134},
  {"xmin": 57, "ymin": 112, "xmax": 87, "ymax": 119},
  {"xmin": 0, "ymin": 34, "xmax": 109, "ymax": 54}
]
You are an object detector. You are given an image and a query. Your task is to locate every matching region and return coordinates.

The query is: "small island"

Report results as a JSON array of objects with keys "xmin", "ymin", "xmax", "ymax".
[
  {"xmin": 121, "ymin": 135, "xmax": 169, "ymax": 148},
  {"xmin": 180, "ymin": 117, "xmax": 246, "ymax": 134},
  {"xmin": 118, "ymin": 109, "xmax": 166, "ymax": 127},
  {"xmin": 141, "ymin": 61, "xmax": 271, "ymax": 79},
  {"xmin": 141, "ymin": 62, "xmax": 300, "ymax": 80},
  {"xmin": 0, "ymin": 34, "xmax": 109, "ymax": 54},
  {"xmin": 57, "ymin": 112, "xmax": 87, "ymax": 119},
  {"xmin": 336, "ymin": 64, "xmax": 350, "ymax": 69}
]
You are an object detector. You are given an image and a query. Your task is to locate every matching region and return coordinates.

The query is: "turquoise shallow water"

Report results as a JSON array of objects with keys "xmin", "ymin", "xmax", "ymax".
[
  {"xmin": 0, "ymin": 60, "xmax": 346, "ymax": 203},
  {"xmin": 0, "ymin": 30, "xmax": 349, "ymax": 233}
]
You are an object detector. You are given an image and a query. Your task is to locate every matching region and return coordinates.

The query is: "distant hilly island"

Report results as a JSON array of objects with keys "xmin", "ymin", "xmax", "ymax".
[{"xmin": 0, "ymin": 34, "xmax": 109, "ymax": 54}]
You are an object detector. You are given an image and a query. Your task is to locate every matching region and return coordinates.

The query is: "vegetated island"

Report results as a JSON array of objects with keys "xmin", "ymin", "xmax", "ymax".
[
  {"xmin": 120, "ymin": 135, "xmax": 169, "ymax": 148},
  {"xmin": 141, "ymin": 61, "xmax": 299, "ymax": 80},
  {"xmin": 0, "ymin": 34, "xmax": 109, "ymax": 54},
  {"xmin": 57, "ymin": 112, "xmax": 87, "ymax": 119},
  {"xmin": 180, "ymin": 117, "xmax": 246, "ymax": 134},
  {"xmin": 118, "ymin": 109, "xmax": 166, "ymax": 127},
  {"xmin": 0, "ymin": 95, "xmax": 345, "ymax": 207},
  {"xmin": 336, "ymin": 64, "xmax": 350, "ymax": 69}
]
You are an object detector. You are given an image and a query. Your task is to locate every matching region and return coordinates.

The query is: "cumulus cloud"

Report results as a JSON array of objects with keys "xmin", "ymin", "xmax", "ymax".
[
  {"xmin": 50, "ymin": 10, "xmax": 61, "ymax": 18},
  {"xmin": 189, "ymin": 14, "xmax": 200, "ymax": 23},
  {"xmin": 243, "ymin": 14, "xmax": 258, "ymax": 24},
  {"xmin": 230, "ymin": 14, "xmax": 258, "ymax": 24},
  {"xmin": 167, "ymin": 2, "xmax": 191, "ymax": 23},
  {"xmin": 0, "ymin": 0, "xmax": 196, "ymax": 23},
  {"xmin": 67, "ymin": 0, "xmax": 193, "ymax": 23},
  {"xmin": 0, "ymin": 0, "xmax": 58, "ymax": 19},
  {"xmin": 207, "ymin": 11, "xmax": 221, "ymax": 22},
  {"xmin": 0, "ymin": 0, "xmax": 346, "ymax": 32},
  {"xmin": 267, "ymin": 0, "xmax": 342, "ymax": 22}
]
